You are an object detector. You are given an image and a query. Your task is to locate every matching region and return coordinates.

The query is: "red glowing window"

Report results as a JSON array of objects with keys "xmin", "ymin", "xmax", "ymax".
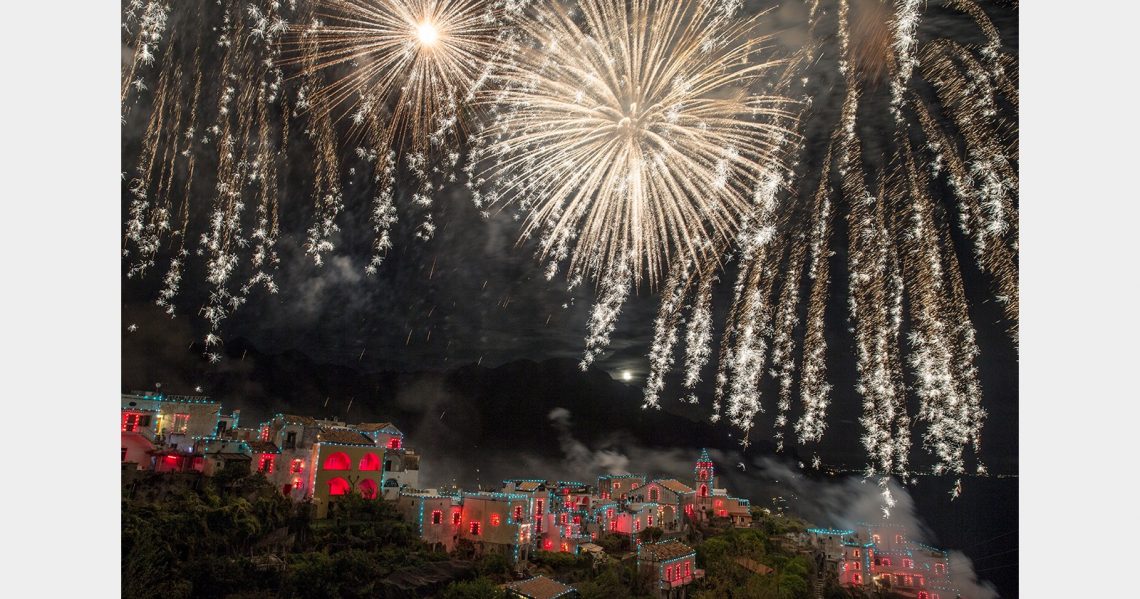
[
  {"xmin": 699, "ymin": 469, "xmax": 708, "ymax": 480},
  {"xmin": 491, "ymin": 513, "xmax": 501, "ymax": 526},
  {"xmin": 359, "ymin": 453, "xmax": 380, "ymax": 471},
  {"xmin": 903, "ymin": 559, "xmax": 914, "ymax": 569},
  {"xmin": 469, "ymin": 521, "xmax": 481, "ymax": 535},
  {"xmin": 648, "ymin": 515, "xmax": 654, "ymax": 526},
  {"xmin": 327, "ymin": 477, "xmax": 350, "ymax": 496},
  {"xmin": 122, "ymin": 413, "xmax": 140, "ymax": 432},
  {"xmin": 543, "ymin": 539, "xmax": 553, "ymax": 550},
  {"xmin": 322, "ymin": 452, "xmax": 351, "ymax": 470},
  {"xmin": 453, "ymin": 511, "xmax": 462, "ymax": 526},
  {"xmin": 607, "ymin": 508, "xmax": 614, "ymax": 518},
  {"xmin": 536, "ymin": 499, "xmax": 544, "ymax": 513},
  {"xmin": 358, "ymin": 479, "xmax": 378, "ymax": 499},
  {"xmin": 853, "ymin": 549, "xmax": 861, "ymax": 558},
  {"xmin": 387, "ymin": 437, "xmax": 402, "ymax": 449},
  {"xmin": 573, "ymin": 515, "xmax": 581, "ymax": 524},
  {"xmin": 853, "ymin": 573, "xmax": 862, "ymax": 584},
  {"xmin": 934, "ymin": 563, "xmax": 945, "ymax": 574},
  {"xmin": 514, "ymin": 505, "xmax": 524, "ymax": 520},
  {"xmin": 258, "ymin": 424, "xmax": 269, "ymax": 441},
  {"xmin": 666, "ymin": 566, "xmax": 672, "ymax": 580},
  {"xmin": 699, "ymin": 484, "xmax": 708, "ymax": 497},
  {"xmin": 432, "ymin": 510, "xmax": 443, "ymax": 525},
  {"xmin": 559, "ymin": 513, "xmax": 567, "ymax": 525},
  {"xmin": 917, "ymin": 593, "xmax": 929, "ymax": 599},
  {"xmin": 634, "ymin": 520, "xmax": 640, "ymax": 531},
  {"xmin": 714, "ymin": 499, "xmax": 723, "ymax": 507},
  {"xmin": 258, "ymin": 455, "xmax": 274, "ymax": 473},
  {"xmin": 685, "ymin": 504, "xmax": 694, "ymax": 516},
  {"xmin": 610, "ymin": 521, "xmax": 618, "ymax": 531},
  {"xmin": 563, "ymin": 488, "xmax": 570, "ymax": 495},
  {"xmin": 685, "ymin": 561, "xmax": 691, "ymax": 577},
  {"xmin": 882, "ymin": 558, "xmax": 892, "ymax": 566},
  {"xmin": 290, "ymin": 459, "xmax": 304, "ymax": 473},
  {"xmin": 561, "ymin": 542, "xmax": 568, "ymax": 552}
]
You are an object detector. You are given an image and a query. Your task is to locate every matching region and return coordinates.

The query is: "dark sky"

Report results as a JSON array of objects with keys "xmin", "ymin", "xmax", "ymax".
[{"xmin": 121, "ymin": 0, "xmax": 1017, "ymax": 474}]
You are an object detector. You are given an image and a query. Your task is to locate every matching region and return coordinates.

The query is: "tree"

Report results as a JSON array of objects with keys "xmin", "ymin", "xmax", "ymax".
[{"xmin": 439, "ymin": 577, "xmax": 507, "ymax": 599}]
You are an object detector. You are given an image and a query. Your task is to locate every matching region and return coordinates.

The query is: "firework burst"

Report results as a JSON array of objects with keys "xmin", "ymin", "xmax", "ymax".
[{"xmin": 468, "ymin": 0, "xmax": 800, "ymax": 291}]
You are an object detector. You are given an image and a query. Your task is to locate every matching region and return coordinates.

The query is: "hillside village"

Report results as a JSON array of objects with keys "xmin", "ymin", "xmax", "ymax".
[{"xmin": 122, "ymin": 391, "xmax": 967, "ymax": 599}]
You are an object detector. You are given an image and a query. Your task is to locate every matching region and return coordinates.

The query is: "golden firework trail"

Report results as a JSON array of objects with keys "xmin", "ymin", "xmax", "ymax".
[
  {"xmin": 469, "ymin": 0, "xmax": 800, "ymax": 291},
  {"xmin": 637, "ymin": 0, "xmax": 1017, "ymax": 495}
]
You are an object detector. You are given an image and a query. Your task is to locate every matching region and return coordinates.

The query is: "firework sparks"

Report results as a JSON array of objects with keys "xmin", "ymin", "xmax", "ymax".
[{"xmin": 470, "ymin": 0, "xmax": 799, "ymax": 288}]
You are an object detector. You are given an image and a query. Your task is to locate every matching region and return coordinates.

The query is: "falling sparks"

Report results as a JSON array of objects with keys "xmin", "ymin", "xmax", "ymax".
[{"xmin": 470, "ymin": 0, "xmax": 798, "ymax": 288}]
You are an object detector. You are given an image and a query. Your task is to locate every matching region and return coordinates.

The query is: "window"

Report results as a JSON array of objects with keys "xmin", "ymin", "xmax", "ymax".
[
  {"xmin": 904, "ymin": 576, "xmax": 913, "ymax": 586},
  {"xmin": 323, "ymin": 452, "xmax": 351, "ymax": 470},
  {"xmin": 934, "ymin": 563, "xmax": 945, "ymax": 575},
  {"xmin": 714, "ymin": 499, "xmax": 722, "ymax": 507},
  {"xmin": 699, "ymin": 469, "xmax": 708, "ymax": 480},
  {"xmin": 903, "ymin": 558, "xmax": 914, "ymax": 569},
  {"xmin": 257, "ymin": 424, "xmax": 268, "ymax": 440},
  {"xmin": 699, "ymin": 484, "xmax": 708, "ymax": 497},
  {"xmin": 666, "ymin": 566, "xmax": 672, "ymax": 581},
  {"xmin": 874, "ymin": 557, "xmax": 881, "ymax": 566},
  {"xmin": 121, "ymin": 447, "xmax": 127, "ymax": 461},
  {"xmin": 917, "ymin": 593, "xmax": 929, "ymax": 599},
  {"xmin": 432, "ymin": 510, "xmax": 443, "ymax": 525},
  {"xmin": 290, "ymin": 459, "xmax": 304, "ymax": 473},
  {"xmin": 536, "ymin": 499, "xmax": 544, "ymax": 514},
  {"xmin": 895, "ymin": 534, "xmax": 903, "ymax": 544},
  {"xmin": 469, "ymin": 521, "xmax": 480, "ymax": 535},
  {"xmin": 610, "ymin": 521, "xmax": 618, "ymax": 531},
  {"xmin": 560, "ymin": 542, "xmax": 568, "ymax": 552},
  {"xmin": 491, "ymin": 513, "xmax": 501, "ymax": 526},
  {"xmin": 172, "ymin": 413, "xmax": 191, "ymax": 433},
  {"xmin": 648, "ymin": 515, "xmax": 654, "ymax": 526},
  {"xmin": 882, "ymin": 558, "xmax": 892, "ymax": 567},
  {"xmin": 853, "ymin": 549, "xmax": 860, "ymax": 558},
  {"xmin": 384, "ymin": 460, "xmax": 393, "ymax": 471},
  {"xmin": 139, "ymin": 415, "xmax": 151, "ymax": 427},
  {"xmin": 216, "ymin": 421, "xmax": 228, "ymax": 436},
  {"xmin": 388, "ymin": 437, "xmax": 402, "ymax": 449},
  {"xmin": 285, "ymin": 431, "xmax": 297, "ymax": 449},
  {"xmin": 514, "ymin": 505, "xmax": 524, "ymax": 520},
  {"xmin": 559, "ymin": 513, "xmax": 567, "ymax": 525},
  {"xmin": 607, "ymin": 508, "xmax": 614, "ymax": 519},
  {"xmin": 573, "ymin": 515, "xmax": 581, "ymax": 524},
  {"xmin": 122, "ymin": 413, "xmax": 139, "ymax": 432},
  {"xmin": 685, "ymin": 561, "xmax": 691, "ymax": 577},
  {"xmin": 852, "ymin": 573, "xmax": 862, "ymax": 584},
  {"xmin": 359, "ymin": 453, "xmax": 380, "ymax": 471},
  {"xmin": 916, "ymin": 576, "xmax": 924, "ymax": 586},
  {"xmin": 634, "ymin": 520, "xmax": 640, "ymax": 531},
  {"xmin": 873, "ymin": 534, "xmax": 881, "ymax": 544},
  {"xmin": 543, "ymin": 539, "xmax": 553, "ymax": 550},
  {"xmin": 327, "ymin": 477, "xmax": 350, "ymax": 496},
  {"xmin": 650, "ymin": 488, "xmax": 659, "ymax": 502},
  {"xmin": 258, "ymin": 455, "xmax": 274, "ymax": 473}
]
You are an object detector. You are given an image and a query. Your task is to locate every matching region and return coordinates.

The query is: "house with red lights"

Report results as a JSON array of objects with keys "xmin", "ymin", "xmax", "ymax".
[
  {"xmin": 122, "ymin": 392, "xmax": 229, "ymax": 469},
  {"xmin": 597, "ymin": 473, "xmax": 646, "ymax": 500},
  {"xmin": 397, "ymin": 489, "xmax": 536, "ymax": 563},
  {"xmin": 638, "ymin": 540, "xmax": 703, "ymax": 598},
  {"xmin": 806, "ymin": 524, "xmax": 958, "ymax": 599}
]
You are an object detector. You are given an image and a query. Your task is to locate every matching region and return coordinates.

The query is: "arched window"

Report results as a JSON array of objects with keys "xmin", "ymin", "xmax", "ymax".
[
  {"xmin": 323, "ymin": 452, "xmax": 351, "ymax": 470},
  {"xmin": 388, "ymin": 437, "xmax": 402, "ymax": 449},
  {"xmin": 327, "ymin": 477, "xmax": 350, "ymax": 496},
  {"xmin": 699, "ymin": 484, "xmax": 708, "ymax": 497},
  {"xmin": 358, "ymin": 479, "xmax": 378, "ymax": 499},
  {"xmin": 359, "ymin": 453, "xmax": 380, "ymax": 471}
]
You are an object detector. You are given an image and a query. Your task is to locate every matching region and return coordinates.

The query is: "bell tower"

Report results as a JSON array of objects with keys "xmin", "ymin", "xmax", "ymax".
[{"xmin": 694, "ymin": 448, "xmax": 715, "ymax": 498}]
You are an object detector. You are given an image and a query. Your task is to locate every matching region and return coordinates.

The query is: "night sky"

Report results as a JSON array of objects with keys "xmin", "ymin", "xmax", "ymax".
[{"xmin": 121, "ymin": 1, "xmax": 1018, "ymax": 594}]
